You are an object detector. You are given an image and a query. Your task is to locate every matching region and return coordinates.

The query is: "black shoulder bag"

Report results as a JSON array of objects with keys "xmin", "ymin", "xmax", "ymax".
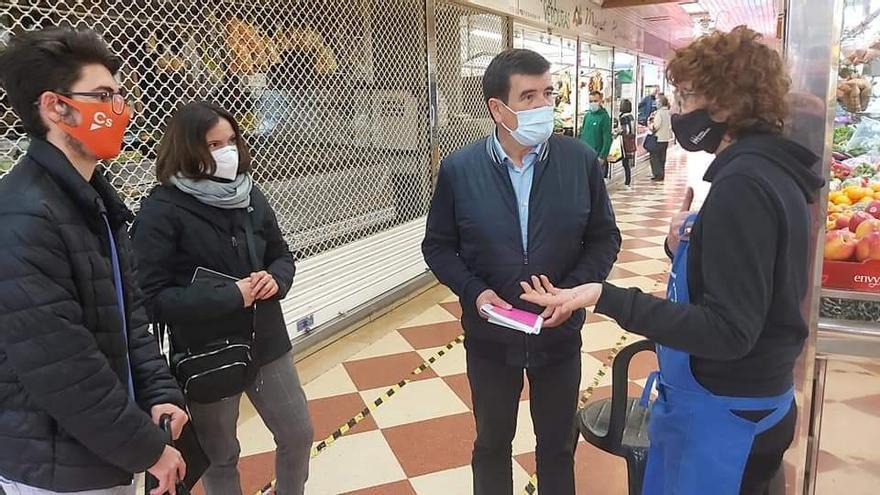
[{"xmin": 167, "ymin": 208, "xmax": 262, "ymax": 404}]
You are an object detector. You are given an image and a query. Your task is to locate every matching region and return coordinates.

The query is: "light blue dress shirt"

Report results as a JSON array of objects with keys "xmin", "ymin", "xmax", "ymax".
[{"xmin": 492, "ymin": 132, "xmax": 544, "ymax": 251}]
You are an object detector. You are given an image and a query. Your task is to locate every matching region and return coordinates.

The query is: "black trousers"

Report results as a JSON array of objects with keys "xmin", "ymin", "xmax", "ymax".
[
  {"xmin": 467, "ymin": 350, "xmax": 581, "ymax": 495},
  {"xmin": 739, "ymin": 400, "xmax": 797, "ymax": 495},
  {"xmin": 622, "ymin": 154, "xmax": 634, "ymax": 186},
  {"xmin": 650, "ymin": 142, "xmax": 669, "ymax": 179}
]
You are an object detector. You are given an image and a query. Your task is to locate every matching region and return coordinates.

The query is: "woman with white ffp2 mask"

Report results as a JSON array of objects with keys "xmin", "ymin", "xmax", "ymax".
[{"xmin": 131, "ymin": 101, "xmax": 314, "ymax": 495}]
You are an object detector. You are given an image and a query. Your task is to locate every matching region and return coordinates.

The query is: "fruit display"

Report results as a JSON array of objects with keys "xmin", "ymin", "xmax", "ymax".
[
  {"xmin": 825, "ymin": 156, "xmax": 880, "ymax": 263},
  {"xmin": 834, "ymin": 125, "xmax": 855, "ymax": 148}
]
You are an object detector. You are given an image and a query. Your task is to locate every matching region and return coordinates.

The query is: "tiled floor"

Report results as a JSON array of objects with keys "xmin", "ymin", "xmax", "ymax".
[
  {"xmin": 208, "ymin": 150, "xmax": 880, "ymax": 495},
  {"xmin": 814, "ymin": 360, "xmax": 880, "ymax": 492}
]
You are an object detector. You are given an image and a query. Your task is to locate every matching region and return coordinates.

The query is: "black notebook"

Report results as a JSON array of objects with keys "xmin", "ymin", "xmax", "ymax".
[{"xmin": 191, "ymin": 266, "xmax": 239, "ymax": 284}]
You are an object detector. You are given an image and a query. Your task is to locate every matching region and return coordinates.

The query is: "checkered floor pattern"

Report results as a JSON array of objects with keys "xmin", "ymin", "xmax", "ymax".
[{"xmin": 203, "ymin": 150, "xmax": 880, "ymax": 494}]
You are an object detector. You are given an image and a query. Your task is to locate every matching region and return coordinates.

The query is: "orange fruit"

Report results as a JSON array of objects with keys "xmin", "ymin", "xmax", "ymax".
[
  {"xmin": 846, "ymin": 186, "xmax": 869, "ymax": 202},
  {"xmin": 872, "ymin": 183, "xmax": 880, "ymax": 193},
  {"xmin": 834, "ymin": 195, "xmax": 853, "ymax": 206}
]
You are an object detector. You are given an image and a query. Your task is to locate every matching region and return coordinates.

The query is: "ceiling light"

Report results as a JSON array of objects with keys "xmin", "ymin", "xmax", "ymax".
[
  {"xmin": 470, "ymin": 29, "xmax": 503, "ymax": 41},
  {"xmin": 680, "ymin": 2, "xmax": 708, "ymax": 15}
]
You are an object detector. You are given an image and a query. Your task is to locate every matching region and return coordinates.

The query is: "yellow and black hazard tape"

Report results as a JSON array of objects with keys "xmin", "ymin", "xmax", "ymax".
[
  {"xmin": 255, "ymin": 333, "xmax": 465, "ymax": 495},
  {"xmin": 309, "ymin": 333, "xmax": 464, "ymax": 457},
  {"xmin": 522, "ymin": 332, "xmax": 631, "ymax": 495}
]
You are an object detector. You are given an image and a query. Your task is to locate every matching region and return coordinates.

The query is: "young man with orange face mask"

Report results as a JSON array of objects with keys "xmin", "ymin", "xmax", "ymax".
[{"xmin": 0, "ymin": 28, "xmax": 188, "ymax": 495}]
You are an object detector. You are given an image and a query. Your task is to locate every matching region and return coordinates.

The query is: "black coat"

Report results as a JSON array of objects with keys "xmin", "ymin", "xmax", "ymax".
[
  {"xmin": 422, "ymin": 135, "xmax": 621, "ymax": 367},
  {"xmin": 597, "ymin": 133, "xmax": 824, "ymax": 397},
  {"xmin": 0, "ymin": 140, "xmax": 184, "ymax": 491},
  {"xmin": 131, "ymin": 183, "xmax": 295, "ymax": 366}
]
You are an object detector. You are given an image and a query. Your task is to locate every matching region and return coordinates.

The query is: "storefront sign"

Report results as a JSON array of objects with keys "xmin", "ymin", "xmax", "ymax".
[
  {"xmin": 541, "ymin": 0, "xmax": 571, "ymax": 29},
  {"xmin": 464, "ymin": 0, "xmax": 650, "ymax": 54}
]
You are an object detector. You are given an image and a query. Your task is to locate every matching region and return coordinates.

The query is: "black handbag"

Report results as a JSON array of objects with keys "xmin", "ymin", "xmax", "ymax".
[
  {"xmin": 170, "ymin": 332, "xmax": 255, "ymax": 404},
  {"xmin": 643, "ymin": 133, "xmax": 659, "ymax": 153},
  {"xmin": 164, "ymin": 208, "xmax": 262, "ymax": 404}
]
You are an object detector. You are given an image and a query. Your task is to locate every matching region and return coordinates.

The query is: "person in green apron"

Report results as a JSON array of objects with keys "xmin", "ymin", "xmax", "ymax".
[{"xmin": 518, "ymin": 26, "xmax": 824, "ymax": 495}]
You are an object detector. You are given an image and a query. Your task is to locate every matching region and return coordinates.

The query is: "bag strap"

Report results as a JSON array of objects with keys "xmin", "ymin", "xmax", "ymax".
[
  {"xmin": 242, "ymin": 207, "xmax": 260, "ymax": 341},
  {"xmin": 243, "ymin": 206, "xmax": 261, "ymax": 271},
  {"xmin": 154, "ymin": 321, "xmax": 173, "ymax": 362}
]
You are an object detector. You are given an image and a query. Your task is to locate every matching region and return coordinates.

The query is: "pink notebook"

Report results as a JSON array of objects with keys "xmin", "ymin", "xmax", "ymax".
[{"xmin": 480, "ymin": 304, "xmax": 543, "ymax": 335}]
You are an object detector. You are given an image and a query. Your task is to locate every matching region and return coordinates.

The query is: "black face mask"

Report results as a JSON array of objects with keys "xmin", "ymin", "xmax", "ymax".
[{"xmin": 671, "ymin": 109, "xmax": 728, "ymax": 153}]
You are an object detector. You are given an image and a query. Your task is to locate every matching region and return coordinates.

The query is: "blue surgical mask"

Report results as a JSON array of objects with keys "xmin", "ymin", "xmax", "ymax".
[
  {"xmin": 589, "ymin": 102, "xmax": 601, "ymax": 112},
  {"xmin": 499, "ymin": 102, "xmax": 554, "ymax": 147}
]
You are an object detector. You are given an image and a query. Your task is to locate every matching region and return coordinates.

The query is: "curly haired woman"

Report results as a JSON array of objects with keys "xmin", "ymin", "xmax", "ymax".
[{"xmin": 520, "ymin": 26, "xmax": 824, "ymax": 495}]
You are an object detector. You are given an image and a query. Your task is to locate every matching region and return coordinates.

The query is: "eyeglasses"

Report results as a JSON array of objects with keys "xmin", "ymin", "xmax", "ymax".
[
  {"xmin": 60, "ymin": 90, "xmax": 131, "ymax": 115},
  {"xmin": 673, "ymin": 88, "xmax": 697, "ymax": 103}
]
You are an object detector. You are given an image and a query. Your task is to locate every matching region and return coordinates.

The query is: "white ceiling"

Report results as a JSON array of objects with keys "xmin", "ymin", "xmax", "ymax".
[{"xmin": 605, "ymin": 0, "xmax": 781, "ymax": 46}]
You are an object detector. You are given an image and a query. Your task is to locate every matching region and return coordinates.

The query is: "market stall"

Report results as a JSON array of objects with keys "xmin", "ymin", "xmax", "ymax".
[
  {"xmin": 577, "ymin": 42, "xmax": 614, "ymax": 134},
  {"xmin": 802, "ymin": 1, "xmax": 880, "ymax": 493},
  {"xmin": 822, "ymin": 3, "xmax": 880, "ymax": 305},
  {"xmin": 513, "ymin": 26, "xmax": 578, "ymax": 136}
]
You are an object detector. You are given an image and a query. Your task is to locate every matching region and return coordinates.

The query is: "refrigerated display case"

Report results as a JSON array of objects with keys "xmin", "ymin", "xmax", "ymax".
[
  {"xmin": 822, "ymin": 0, "xmax": 880, "ymax": 303},
  {"xmin": 801, "ymin": 1, "xmax": 880, "ymax": 493}
]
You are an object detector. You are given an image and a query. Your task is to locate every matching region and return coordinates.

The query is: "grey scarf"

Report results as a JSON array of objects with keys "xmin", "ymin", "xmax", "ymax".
[{"xmin": 170, "ymin": 173, "xmax": 253, "ymax": 209}]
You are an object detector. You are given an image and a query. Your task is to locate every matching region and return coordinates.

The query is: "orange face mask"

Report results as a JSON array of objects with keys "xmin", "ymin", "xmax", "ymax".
[{"xmin": 55, "ymin": 94, "xmax": 130, "ymax": 160}]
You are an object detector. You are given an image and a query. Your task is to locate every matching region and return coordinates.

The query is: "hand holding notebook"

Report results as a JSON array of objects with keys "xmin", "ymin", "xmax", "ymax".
[{"xmin": 480, "ymin": 304, "xmax": 543, "ymax": 335}]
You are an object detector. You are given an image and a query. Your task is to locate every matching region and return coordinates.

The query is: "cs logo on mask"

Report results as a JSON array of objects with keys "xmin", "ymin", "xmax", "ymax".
[{"xmin": 89, "ymin": 112, "xmax": 113, "ymax": 132}]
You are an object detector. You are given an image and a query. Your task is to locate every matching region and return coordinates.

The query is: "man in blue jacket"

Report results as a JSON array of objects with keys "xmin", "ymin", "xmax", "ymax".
[{"xmin": 422, "ymin": 49, "xmax": 621, "ymax": 495}]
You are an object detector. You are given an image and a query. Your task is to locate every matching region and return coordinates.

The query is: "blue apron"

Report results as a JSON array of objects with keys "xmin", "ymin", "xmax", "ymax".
[{"xmin": 640, "ymin": 214, "xmax": 793, "ymax": 495}]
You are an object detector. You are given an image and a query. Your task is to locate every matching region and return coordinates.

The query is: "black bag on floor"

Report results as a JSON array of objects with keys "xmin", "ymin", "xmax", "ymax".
[{"xmin": 145, "ymin": 415, "xmax": 210, "ymax": 494}]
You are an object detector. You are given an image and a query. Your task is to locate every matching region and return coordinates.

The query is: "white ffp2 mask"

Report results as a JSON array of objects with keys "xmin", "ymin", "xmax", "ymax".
[{"xmin": 210, "ymin": 145, "xmax": 239, "ymax": 181}]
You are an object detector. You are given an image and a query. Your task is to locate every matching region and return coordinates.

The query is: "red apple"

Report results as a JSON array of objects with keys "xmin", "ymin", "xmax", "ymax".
[
  {"xmin": 866, "ymin": 200, "xmax": 880, "ymax": 219},
  {"xmin": 856, "ymin": 219, "xmax": 880, "ymax": 239},
  {"xmin": 835, "ymin": 213, "xmax": 853, "ymax": 230},
  {"xmin": 825, "ymin": 229, "xmax": 858, "ymax": 261},
  {"xmin": 850, "ymin": 211, "xmax": 874, "ymax": 233},
  {"xmin": 857, "ymin": 231, "xmax": 880, "ymax": 261}
]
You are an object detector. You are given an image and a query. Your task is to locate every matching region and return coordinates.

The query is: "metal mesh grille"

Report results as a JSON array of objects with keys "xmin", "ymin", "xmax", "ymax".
[
  {"xmin": 0, "ymin": 0, "xmax": 431, "ymax": 260},
  {"xmin": 434, "ymin": 1, "xmax": 506, "ymax": 161}
]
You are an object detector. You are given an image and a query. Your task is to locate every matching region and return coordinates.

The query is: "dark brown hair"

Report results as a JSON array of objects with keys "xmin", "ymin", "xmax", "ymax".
[
  {"xmin": 0, "ymin": 27, "xmax": 121, "ymax": 138},
  {"xmin": 155, "ymin": 101, "xmax": 252, "ymax": 183},
  {"xmin": 666, "ymin": 25, "xmax": 790, "ymax": 138},
  {"xmin": 482, "ymin": 49, "xmax": 550, "ymax": 105}
]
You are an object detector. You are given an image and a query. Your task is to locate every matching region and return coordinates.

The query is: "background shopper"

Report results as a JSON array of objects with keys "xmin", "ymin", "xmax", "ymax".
[
  {"xmin": 580, "ymin": 90, "xmax": 613, "ymax": 178},
  {"xmin": 649, "ymin": 94, "xmax": 673, "ymax": 181},
  {"xmin": 618, "ymin": 98, "xmax": 637, "ymax": 188}
]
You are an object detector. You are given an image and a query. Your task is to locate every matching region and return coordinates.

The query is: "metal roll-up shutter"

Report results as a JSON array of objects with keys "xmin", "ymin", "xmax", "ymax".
[
  {"xmin": 0, "ymin": 0, "xmax": 432, "ymax": 343},
  {"xmin": 434, "ymin": 1, "xmax": 508, "ymax": 161}
]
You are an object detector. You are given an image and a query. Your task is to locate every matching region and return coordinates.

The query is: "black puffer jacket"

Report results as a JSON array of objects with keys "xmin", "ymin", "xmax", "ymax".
[
  {"xmin": 130, "ymin": 183, "xmax": 295, "ymax": 366},
  {"xmin": 0, "ymin": 140, "xmax": 184, "ymax": 491}
]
